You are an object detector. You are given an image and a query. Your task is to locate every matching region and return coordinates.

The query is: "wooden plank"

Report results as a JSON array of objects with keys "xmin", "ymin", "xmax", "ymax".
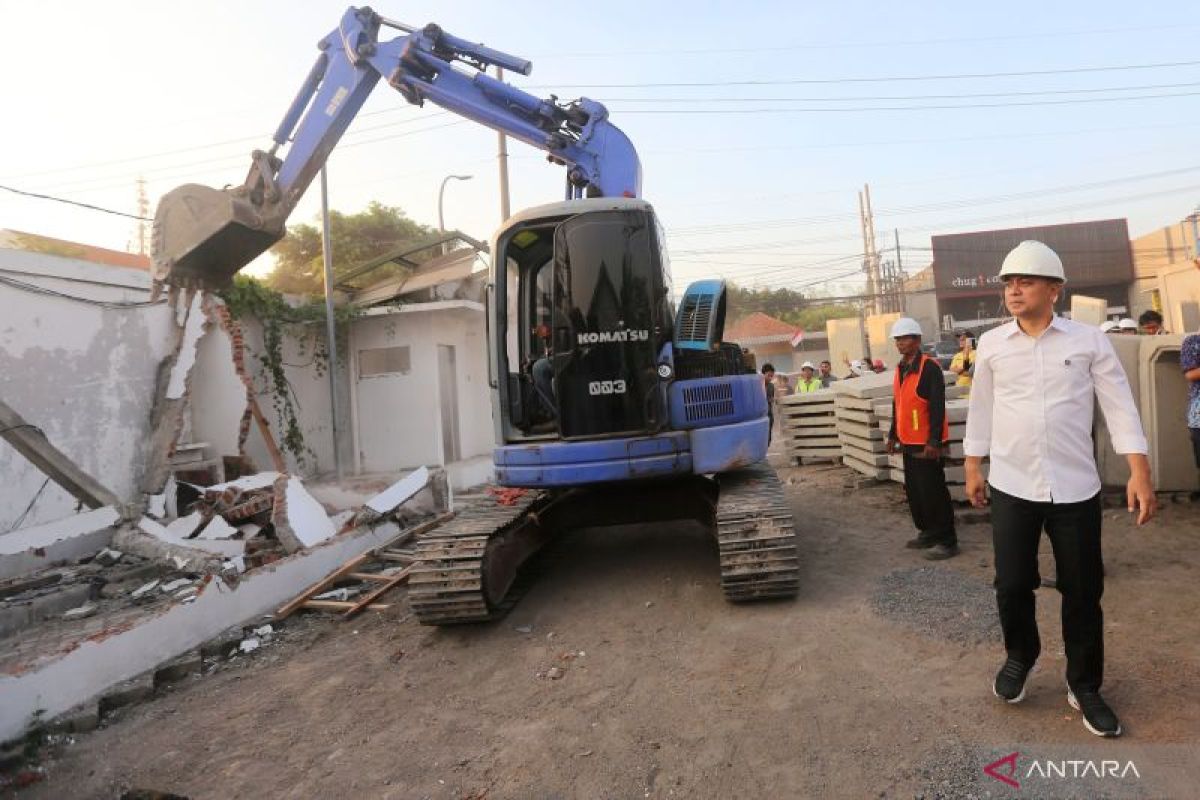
[
  {"xmin": 0, "ymin": 398, "xmax": 120, "ymax": 509},
  {"xmin": 302, "ymin": 600, "xmax": 391, "ymax": 611},
  {"xmin": 348, "ymin": 572, "xmax": 393, "ymax": 583},
  {"xmin": 275, "ymin": 553, "xmax": 370, "ymax": 619},
  {"xmin": 343, "ymin": 565, "xmax": 413, "ymax": 618},
  {"xmin": 370, "ymin": 511, "xmax": 455, "ymax": 556}
]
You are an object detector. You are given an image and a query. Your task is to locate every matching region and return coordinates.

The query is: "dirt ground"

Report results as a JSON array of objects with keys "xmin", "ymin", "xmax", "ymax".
[{"xmin": 12, "ymin": 458, "xmax": 1200, "ymax": 800}]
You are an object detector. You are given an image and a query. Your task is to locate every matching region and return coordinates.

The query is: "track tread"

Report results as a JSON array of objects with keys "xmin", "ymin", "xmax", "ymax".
[{"xmin": 715, "ymin": 462, "xmax": 800, "ymax": 602}]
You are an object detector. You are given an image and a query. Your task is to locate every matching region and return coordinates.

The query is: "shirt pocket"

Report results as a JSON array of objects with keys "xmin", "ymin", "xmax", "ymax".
[{"xmin": 1043, "ymin": 349, "xmax": 1092, "ymax": 409}]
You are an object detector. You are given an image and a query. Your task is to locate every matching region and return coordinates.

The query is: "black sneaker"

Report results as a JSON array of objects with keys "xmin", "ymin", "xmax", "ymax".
[
  {"xmin": 992, "ymin": 658, "xmax": 1033, "ymax": 703},
  {"xmin": 1068, "ymin": 690, "xmax": 1122, "ymax": 737},
  {"xmin": 905, "ymin": 537, "xmax": 936, "ymax": 549},
  {"xmin": 923, "ymin": 543, "xmax": 960, "ymax": 560}
]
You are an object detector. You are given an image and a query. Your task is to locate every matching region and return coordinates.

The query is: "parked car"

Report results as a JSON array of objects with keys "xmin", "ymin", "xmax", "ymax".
[{"xmin": 923, "ymin": 339, "xmax": 959, "ymax": 370}]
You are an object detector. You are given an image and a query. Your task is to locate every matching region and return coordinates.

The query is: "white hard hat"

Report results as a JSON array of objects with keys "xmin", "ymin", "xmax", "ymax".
[
  {"xmin": 1099, "ymin": 320, "xmax": 1117, "ymax": 333},
  {"xmin": 800, "ymin": 361, "xmax": 815, "ymax": 370},
  {"xmin": 890, "ymin": 317, "xmax": 923, "ymax": 338},
  {"xmin": 1118, "ymin": 318, "xmax": 1138, "ymax": 330},
  {"xmin": 999, "ymin": 240, "xmax": 1066, "ymax": 282}
]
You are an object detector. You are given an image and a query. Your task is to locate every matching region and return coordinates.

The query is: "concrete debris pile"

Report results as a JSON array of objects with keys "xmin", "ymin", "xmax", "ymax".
[{"xmin": 777, "ymin": 390, "xmax": 839, "ymax": 465}]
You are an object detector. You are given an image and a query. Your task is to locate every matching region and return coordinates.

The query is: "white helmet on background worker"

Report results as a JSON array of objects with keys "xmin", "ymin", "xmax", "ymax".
[
  {"xmin": 998, "ymin": 240, "xmax": 1066, "ymax": 282},
  {"xmin": 800, "ymin": 361, "xmax": 815, "ymax": 371},
  {"xmin": 849, "ymin": 360, "xmax": 867, "ymax": 376},
  {"xmin": 890, "ymin": 317, "xmax": 924, "ymax": 339},
  {"xmin": 1099, "ymin": 320, "xmax": 1118, "ymax": 333},
  {"xmin": 1117, "ymin": 318, "xmax": 1138, "ymax": 331}
]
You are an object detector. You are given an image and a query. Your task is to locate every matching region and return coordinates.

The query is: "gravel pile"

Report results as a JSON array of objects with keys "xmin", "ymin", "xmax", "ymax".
[{"xmin": 870, "ymin": 566, "xmax": 1000, "ymax": 645}]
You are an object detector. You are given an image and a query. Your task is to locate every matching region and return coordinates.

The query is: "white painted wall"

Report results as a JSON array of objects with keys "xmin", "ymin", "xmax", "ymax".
[
  {"xmin": 351, "ymin": 304, "xmax": 492, "ymax": 476},
  {"xmin": 0, "ymin": 251, "xmax": 175, "ymax": 529}
]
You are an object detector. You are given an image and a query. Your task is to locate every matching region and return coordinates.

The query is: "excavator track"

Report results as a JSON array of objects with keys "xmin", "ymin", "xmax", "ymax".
[
  {"xmin": 408, "ymin": 491, "xmax": 549, "ymax": 625},
  {"xmin": 714, "ymin": 462, "xmax": 800, "ymax": 602}
]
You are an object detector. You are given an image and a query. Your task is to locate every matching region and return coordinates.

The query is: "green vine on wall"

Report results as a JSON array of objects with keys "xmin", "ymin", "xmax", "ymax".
[{"xmin": 218, "ymin": 276, "xmax": 358, "ymax": 465}]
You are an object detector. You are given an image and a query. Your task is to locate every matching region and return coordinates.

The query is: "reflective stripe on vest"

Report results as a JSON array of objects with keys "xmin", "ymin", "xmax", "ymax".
[{"xmin": 892, "ymin": 354, "xmax": 950, "ymax": 446}]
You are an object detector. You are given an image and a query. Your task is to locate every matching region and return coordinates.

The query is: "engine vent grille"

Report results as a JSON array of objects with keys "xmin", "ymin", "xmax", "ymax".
[
  {"xmin": 677, "ymin": 292, "xmax": 714, "ymax": 344},
  {"xmin": 681, "ymin": 382, "xmax": 735, "ymax": 421}
]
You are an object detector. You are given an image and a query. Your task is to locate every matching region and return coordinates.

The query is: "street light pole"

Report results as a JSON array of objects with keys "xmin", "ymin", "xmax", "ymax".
[{"xmin": 437, "ymin": 174, "xmax": 473, "ymax": 255}]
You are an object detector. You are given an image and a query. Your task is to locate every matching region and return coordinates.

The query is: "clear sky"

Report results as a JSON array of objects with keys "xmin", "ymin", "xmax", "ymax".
[{"xmin": 2, "ymin": 1, "xmax": 1197, "ymax": 295}]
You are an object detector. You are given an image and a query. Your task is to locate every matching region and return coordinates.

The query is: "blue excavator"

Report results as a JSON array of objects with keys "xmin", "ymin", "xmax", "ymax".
[{"xmin": 152, "ymin": 6, "xmax": 799, "ymax": 624}]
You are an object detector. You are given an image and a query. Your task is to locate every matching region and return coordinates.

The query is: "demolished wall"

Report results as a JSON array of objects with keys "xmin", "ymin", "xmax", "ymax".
[{"xmin": 0, "ymin": 251, "xmax": 176, "ymax": 529}]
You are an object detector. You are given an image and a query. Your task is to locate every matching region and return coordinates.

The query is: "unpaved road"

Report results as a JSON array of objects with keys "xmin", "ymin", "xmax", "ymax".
[{"xmin": 14, "ymin": 460, "xmax": 1200, "ymax": 799}]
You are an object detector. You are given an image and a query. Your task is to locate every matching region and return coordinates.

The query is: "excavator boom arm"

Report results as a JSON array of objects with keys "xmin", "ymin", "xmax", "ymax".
[{"xmin": 152, "ymin": 6, "xmax": 641, "ymax": 290}]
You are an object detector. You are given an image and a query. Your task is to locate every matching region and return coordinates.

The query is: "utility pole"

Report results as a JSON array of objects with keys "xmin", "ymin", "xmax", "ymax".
[
  {"xmin": 496, "ymin": 66, "xmax": 512, "ymax": 222},
  {"xmin": 858, "ymin": 184, "xmax": 883, "ymax": 315},
  {"xmin": 894, "ymin": 228, "xmax": 904, "ymax": 313},
  {"xmin": 319, "ymin": 167, "xmax": 344, "ymax": 481},
  {"xmin": 134, "ymin": 176, "xmax": 149, "ymax": 256}
]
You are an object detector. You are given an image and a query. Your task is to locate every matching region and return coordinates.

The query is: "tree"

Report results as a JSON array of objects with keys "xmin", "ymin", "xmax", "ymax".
[
  {"xmin": 726, "ymin": 283, "xmax": 860, "ymax": 330},
  {"xmin": 265, "ymin": 202, "xmax": 440, "ymax": 295}
]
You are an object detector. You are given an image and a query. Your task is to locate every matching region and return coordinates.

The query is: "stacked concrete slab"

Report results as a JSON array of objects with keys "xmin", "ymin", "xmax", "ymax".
[
  {"xmin": 831, "ymin": 374, "xmax": 895, "ymax": 479},
  {"xmin": 879, "ymin": 398, "xmax": 983, "ymax": 501},
  {"xmin": 777, "ymin": 390, "xmax": 840, "ymax": 465}
]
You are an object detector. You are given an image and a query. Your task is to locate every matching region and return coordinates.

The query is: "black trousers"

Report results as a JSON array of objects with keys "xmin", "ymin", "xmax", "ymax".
[
  {"xmin": 901, "ymin": 449, "xmax": 957, "ymax": 546},
  {"xmin": 990, "ymin": 486, "xmax": 1105, "ymax": 693}
]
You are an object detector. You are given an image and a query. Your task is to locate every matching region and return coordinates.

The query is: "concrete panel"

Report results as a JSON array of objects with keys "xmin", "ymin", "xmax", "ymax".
[
  {"xmin": 826, "ymin": 317, "xmax": 865, "ymax": 369},
  {"xmin": 866, "ymin": 313, "xmax": 901, "ymax": 366},
  {"xmin": 1139, "ymin": 336, "xmax": 1199, "ymax": 492},
  {"xmin": 1070, "ymin": 295, "xmax": 1108, "ymax": 327}
]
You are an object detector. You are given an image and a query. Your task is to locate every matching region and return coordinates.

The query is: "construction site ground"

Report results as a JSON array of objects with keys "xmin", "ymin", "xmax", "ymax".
[{"xmin": 15, "ymin": 458, "xmax": 1200, "ymax": 799}]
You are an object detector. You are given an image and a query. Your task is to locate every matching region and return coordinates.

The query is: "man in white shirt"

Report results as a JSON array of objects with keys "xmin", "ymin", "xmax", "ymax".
[{"xmin": 964, "ymin": 240, "xmax": 1157, "ymax": 739}]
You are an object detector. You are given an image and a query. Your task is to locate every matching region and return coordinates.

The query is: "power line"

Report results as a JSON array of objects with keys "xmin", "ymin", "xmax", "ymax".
[
  {"xmin": 613, "ymin": 89, "xmax": 1200, "ymax": 114},
  {"xmin": 525, "ymin": 58, "xmax": 1200, "ymax": 89},
  {"xmin": 0, "ymin": 272, "xmax": 165, "ymax": 309},
  {"xmin": 605, "ymin": 80, "xmax": 1200, "ymax": 103},
  {"xmin": 532, "ymin": 24, "xmax": 1200, "ymax": 58},
  {"xmin": 0, "ymin": 184, "xmax": 149, "ymax": 221}
]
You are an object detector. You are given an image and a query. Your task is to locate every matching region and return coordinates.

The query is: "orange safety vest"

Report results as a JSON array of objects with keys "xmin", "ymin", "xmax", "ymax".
[{"xmin": 893, "ymin": 354, "xmax": 950, "ymax": 446}]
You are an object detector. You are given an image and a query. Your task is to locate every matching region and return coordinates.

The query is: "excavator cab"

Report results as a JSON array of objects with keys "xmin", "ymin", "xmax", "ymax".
[{"xmin": 493, "ymin": 199, "xmax": 675, "ymax": 443}]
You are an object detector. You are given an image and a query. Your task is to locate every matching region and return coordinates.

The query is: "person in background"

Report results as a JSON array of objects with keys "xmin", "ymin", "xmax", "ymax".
[
  {"xmin": 1117, "ymin": 318, "xmax": 1138, "ymax": 335},
  {"xmin": 887, "ymin": 317, "xmax": 958, "ymax": 560},
  {"xmin": 1099, "ymin": 320, "xmax": 1118, "ymax": 335},
  {"xmin": 761, "ymin": 363, "xmax": 776, "ymax": 444},
  {"xmin": 964, "ymin": 240, "xmax": 1156, "ymax": 739},
  {"xmin": 1138, "ymin": 309, "xmax": 1167, "ymax": 336},
  {"xmin": 1183, "ymin": 330, "xmax": 1200, "ymax": 500},
  {"xmin": 948, "ymin": 330, "xmax": 975, "ymax": 388},
  {"xmin": 796, "ymin": 362, "xmax": 822, "ymax": 393},
  {"xmin": 818, "ymin": 360, "xmax": 838, "ymax": 388},
  {"xmin": 775, "ymin": 372, "xmax": 793, "ymax": 398}
]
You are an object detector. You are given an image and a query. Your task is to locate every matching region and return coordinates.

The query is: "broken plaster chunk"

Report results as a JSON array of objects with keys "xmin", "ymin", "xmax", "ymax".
[
  {"xmin": 239, "ymin": 637, "xmax": 260, "ymax": 654},
  {"xmin": 95, "ymin": 548, "xmax": 124, "ymax": 567},
  {"xmin": 165, "ymin": 511, "xmax": 206, "ymax": 540},
  {"xmin": 62, "ymin": 602, "xmax": 98, "ymax": 621},
  {"xmin": 175, "ymin": 585, "xmax": 199, "ymax": 600},
  {"xmin": 198, "ymin": 516, "xmax": 239, "ymax": 540},
  {"xmin": 313, "ymin": 587, "xmax": 358, "ymax": 602},
  {"xmin": 272, "ymin": 476, "xmax": 336, "ymax": 553},
  {"xmin": 222, "ymin": 556, "xmax": 246, "ymax": 574},
  {"xmin": 253, "ymin": 624, "xmax": 274, "ymax": 637},
  {"xmin": 205, "ymin": 472, "xmax": 281, "ymax": 494},
  {"xmin": 166, "ymin": 292, "xmax": 207, "ymax": 399},
  {"xmin": 236, "ymin": 523, "xmax": 262, "ymax": 539},
  {"xmin": 160, "ymin": 578, "xmax": 192, "ymax": 594},
  {"xmin": 131, "ymin": 580, "xmax": 161, "ymax": 599},
  {"xmin": 146, "ymin": 493, "xmax": 166, "ymax": 519},
  {"xmin": 364, "ymin": 466, "xmax": 430, "ymax": 515}
]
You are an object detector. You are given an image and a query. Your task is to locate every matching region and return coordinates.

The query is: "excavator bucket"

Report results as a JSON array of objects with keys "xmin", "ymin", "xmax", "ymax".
[{"xmin": 150, "ymin": 184, "xmax": 284, "ymax": 291}]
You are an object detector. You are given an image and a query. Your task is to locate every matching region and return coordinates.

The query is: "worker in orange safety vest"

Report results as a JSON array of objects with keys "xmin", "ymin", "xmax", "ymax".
[{"xmin": 887, "ymin": 317, "xmax": 958, "ymax": 560}]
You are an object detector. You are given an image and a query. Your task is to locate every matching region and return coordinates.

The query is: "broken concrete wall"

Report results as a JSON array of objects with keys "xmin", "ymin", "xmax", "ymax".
[{"xmin": 0, "ymin": 250, "xmax": 176, "ymax": 529}]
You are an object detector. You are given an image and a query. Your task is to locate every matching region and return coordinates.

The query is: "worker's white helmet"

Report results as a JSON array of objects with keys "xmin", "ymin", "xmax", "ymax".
[
  {"xmin": 999, "ymin": 240, "xmax": 1066, "ymax": 282},
  {"xmin": 1099, "ymin": 320, "xmax": 1117, "ymax": 333},
  {"xmin": 890, "ymin": 317, "xmax": 923, "ymax": 339},
  {"xmin": 800, "ymin": 361, "xmax": 815, "ymax": 370},
  {"xmin": 1118, "ymin": 318, "xmax": 1138, "ymax": 330}
]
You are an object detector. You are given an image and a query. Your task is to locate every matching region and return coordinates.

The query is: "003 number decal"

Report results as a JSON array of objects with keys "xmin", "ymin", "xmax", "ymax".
[{"xmin": 588, "ymin": 380, "xmax": 627, "ymax": 395}]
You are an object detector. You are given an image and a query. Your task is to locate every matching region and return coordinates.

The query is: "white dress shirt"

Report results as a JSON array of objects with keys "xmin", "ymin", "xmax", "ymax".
[{"xmin": 964, "ymin": 315, "xmax": 1147, "ymax": 503}]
